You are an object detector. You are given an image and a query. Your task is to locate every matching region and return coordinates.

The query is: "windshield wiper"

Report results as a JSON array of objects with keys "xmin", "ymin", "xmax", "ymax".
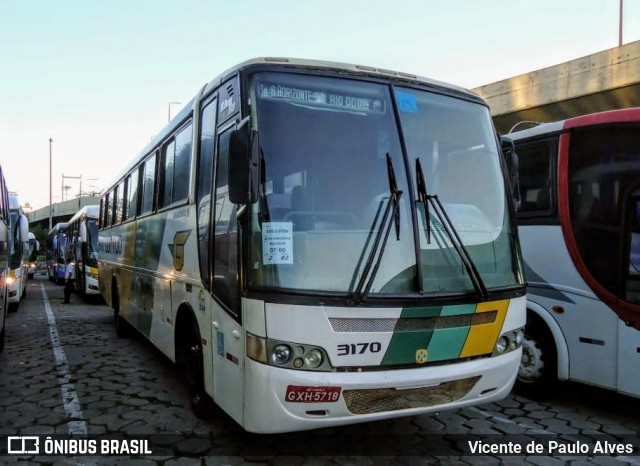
[
  {"xmin": 349, "ymin": 154, "xmax": 403, "ymax": 305},
  {"xmin": 415, "ymin": 158, "xmax": 488, "ymax": 300}
]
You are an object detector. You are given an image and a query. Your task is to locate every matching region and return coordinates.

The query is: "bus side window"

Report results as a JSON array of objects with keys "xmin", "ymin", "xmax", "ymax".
[
  {"xmin": 513, "ymin": 140, "xmax": 554, "ymax": 215},
  {"xmin": 140, "ymin": 153, "xmax": 157, "ymax": 215},
  {"xmin": 126, "ymin": 171, "xmax": 139, "ymax": 220}
]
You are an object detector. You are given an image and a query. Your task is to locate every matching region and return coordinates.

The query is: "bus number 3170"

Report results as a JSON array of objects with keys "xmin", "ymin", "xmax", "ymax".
[{"xmin": 337, "ymin": 342, "xmax": 382, "ymax": 356}]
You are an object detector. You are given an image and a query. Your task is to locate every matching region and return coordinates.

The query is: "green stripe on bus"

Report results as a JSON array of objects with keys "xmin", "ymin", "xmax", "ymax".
[
  {"xmin": 425, "ymin": 304, "xmax": 475, "ymax": 361},
  {"xmin": 381, "ymin": 304, "xmax": 476, "ymax": 365},
  {"xmin": 380, "ymin": 305, "xmax": 442, "ymax": 365}
]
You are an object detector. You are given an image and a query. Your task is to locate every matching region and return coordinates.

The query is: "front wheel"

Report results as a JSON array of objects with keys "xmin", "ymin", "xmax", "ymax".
[
  {"xmin": 515, "ymin": 322, "xmax": 557, "ymax": 399},
  {"xmin": 182, "ymin": 321, "xmax": 215, "ymax": 420}
]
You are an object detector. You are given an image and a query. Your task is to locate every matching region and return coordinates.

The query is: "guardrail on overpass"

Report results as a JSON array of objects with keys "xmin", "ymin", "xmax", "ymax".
[{"xmin": 27, "ymin": 196, "xmax": 100, "ymax": 230}]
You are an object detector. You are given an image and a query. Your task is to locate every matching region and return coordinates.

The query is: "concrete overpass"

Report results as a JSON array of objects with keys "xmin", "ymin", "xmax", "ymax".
[
  {"xmin": 472, "ymin": 40, "xmax": 640, "ymax": 134},
  {"xmin": 27, "ymin": 196, "xmax": 100, "ymax": 231}
]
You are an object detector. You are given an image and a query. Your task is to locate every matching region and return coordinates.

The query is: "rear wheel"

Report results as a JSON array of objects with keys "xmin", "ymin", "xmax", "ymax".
[{"xmin": 112, "ymin": 285, "xmax": 131, "ymax": 338}]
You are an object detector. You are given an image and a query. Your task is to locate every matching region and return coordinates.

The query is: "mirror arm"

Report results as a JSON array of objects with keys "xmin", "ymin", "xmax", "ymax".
[{"xmin": 236, "ymin": 116, "xmax": 250, "ymax": 131}]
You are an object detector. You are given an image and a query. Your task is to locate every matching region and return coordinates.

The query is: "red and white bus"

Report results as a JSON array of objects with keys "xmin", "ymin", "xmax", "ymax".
[{"xmin": 506, "ymin": 107, "xmax": 640, "ymax": 397}]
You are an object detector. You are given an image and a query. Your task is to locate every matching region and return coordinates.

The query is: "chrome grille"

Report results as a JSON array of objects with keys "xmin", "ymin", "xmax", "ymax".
[
  {"xmin": 329, "ymin": 312, "xmax": 496, "ymax": 333},
  {"xmin": 342, "ymin": 376, "xmax": 481, "ymax": 415}
]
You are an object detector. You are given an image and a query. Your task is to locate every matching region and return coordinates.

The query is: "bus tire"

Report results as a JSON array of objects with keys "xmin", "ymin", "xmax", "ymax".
[
  {"xmin": 515, "ymin": 316, "xmax": 557, "ymax": 398},
  {"xmin": 0, "ymin": 295, "xmax": 6, "ymax": 352},
  {"xmin": 8, "ymin": 302, "xmax": 18, "ymax": 313},
  {"xmin": 180, "ymin": 319, "xmax": 215, "ymax": 420},
  {"xmin": 112, "ymin": 285, "xmax": 131, "ymax": 338},
  {"xmin": 0, "ymin": 321, "xmax": 5, "ymax": 352}
]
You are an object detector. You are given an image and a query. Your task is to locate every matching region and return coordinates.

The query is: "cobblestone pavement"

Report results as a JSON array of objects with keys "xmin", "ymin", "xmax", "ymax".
[{"xmin": 1, "ymin": 277, "xmax": 639, "ymax": 465}]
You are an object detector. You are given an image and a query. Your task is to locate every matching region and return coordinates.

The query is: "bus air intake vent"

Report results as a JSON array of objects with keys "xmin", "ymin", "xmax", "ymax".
[
  {"xmin": 342, "ymin": 376, "xmax": 480, "ymax": 415},
  {"xmin": 329, "ymin": 312, "xmax": 496, "ymax": 333}
]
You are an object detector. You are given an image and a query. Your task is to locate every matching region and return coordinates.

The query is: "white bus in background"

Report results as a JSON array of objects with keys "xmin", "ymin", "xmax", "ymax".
[
  {"xmin": 7, "ymin": 194, "xmax": 29, "ymax": 311},
  {"xmin": 99, "ymin": 57, "xmax": 526, "ymax": 433},
  {"xmin": 0, "ymin": 164, "xmax": 10, "ymax": 351},
  {"xmin": 27, "ymin": 231, "xmax": 40, "ymax": 279},
  {"xmin": 66, "ymin": 205, "xmax": 100, "ymax": 296},
  {"xmin": 505, "ymin": 107, "xmax": 640, "ymax": 398}
]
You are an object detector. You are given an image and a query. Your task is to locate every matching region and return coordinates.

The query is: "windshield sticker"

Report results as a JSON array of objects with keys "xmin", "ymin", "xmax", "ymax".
[
  {"xmin": 262, "ymin": 222, "xmax": 293, "ymax": 265},
  {"xmin": 396, "ymin": 91, "xmax": 418, "ymax": 113}
]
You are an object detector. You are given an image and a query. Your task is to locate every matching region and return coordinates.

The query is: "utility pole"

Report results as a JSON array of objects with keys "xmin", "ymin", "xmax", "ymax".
[
  {"xmin": 49, "ymin": 138, "xmax": 53, "ymax": 230},
  {"xmin": 619, "ymin": 0, "xmax": 624, "ymax": 47}
]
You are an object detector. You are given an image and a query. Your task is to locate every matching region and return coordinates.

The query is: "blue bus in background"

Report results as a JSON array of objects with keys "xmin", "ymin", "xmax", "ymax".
[{"xmin": 46, "ymin": 222, "xmax": 68, "ymax": 284}]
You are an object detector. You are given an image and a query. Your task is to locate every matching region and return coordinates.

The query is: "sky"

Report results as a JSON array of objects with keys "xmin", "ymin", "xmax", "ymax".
[{"xmin": 1, "ymin": 0, "xmax": 639, "ymax": 211}]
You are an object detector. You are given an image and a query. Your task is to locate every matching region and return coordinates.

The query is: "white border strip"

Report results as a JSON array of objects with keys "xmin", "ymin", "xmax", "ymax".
[{"xmin": 41, "ymin": 284, "xmax": 87, "ymax": 436}]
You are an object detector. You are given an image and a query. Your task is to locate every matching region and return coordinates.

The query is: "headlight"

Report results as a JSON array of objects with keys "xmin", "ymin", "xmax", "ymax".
[
  {"xmin": 493, "ymin": 328, "xmax": 524, "ymax": 356},
  {"xmin": 272, "ymin": 345, "xmax": 292, "ymax": 365},
  {"xmin": 304, "ymin": 349, "xmax": 323, "ymax": 368},
  {"xmin": 6, "ymin": 276, "xmax": 15, "ymax": 285},
  {"xmin": 246, "ymin": 333, "xmax": 332, "ymax": 371},
  {"xmin": 495, "ymin": 336, "xmax": 508, "ymax": 354}
]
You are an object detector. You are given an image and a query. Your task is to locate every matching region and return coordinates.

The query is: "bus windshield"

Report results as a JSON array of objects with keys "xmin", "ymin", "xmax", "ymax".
[
  {"xmin": 247, "ymin": 72, "xmax": 520, "ymax": 297},
  {"xmin": 87, "ymin": 218, "xmax": 99, "ymax": 265},
  {"xmin": 8, "ymin": 210, "xmax": 22, "ymax": 268}
]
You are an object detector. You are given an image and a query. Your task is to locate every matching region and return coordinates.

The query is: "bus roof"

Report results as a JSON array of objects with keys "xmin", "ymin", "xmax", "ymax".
[
  {"xmin": 506, "ymin": 107, "xmax": 640, "ymax": 142},
  {"xmin": 68, "ymin": 205, "xmax": 100, "ymax": 225},
  {"xmin": 202, "ymin": 57, "xmax": 477, "ymax": 100},
  {"xmin": 106, "ymin": 57, "xmax": 485, "ymax": 192}
]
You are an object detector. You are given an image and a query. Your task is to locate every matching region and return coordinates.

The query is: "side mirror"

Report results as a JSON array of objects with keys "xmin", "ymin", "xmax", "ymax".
[
  {"xmin": 19, "ymin": 215, "xmax": 29, "ymax": 244},
  {"xmin": 229, "ymin": 128, "xmax": 260, "ymax": 204},
  {"xmin": 80, "ymin": 223, "xmax": 87, "ymax": 243},
  {"xmin": 500, "ymin": 137, "xmax": 521, "ymax": 211}
]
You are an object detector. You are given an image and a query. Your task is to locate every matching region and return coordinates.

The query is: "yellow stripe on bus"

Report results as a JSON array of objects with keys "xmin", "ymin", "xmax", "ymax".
[{"xmin": 459, "ymin": 300, "xmax": 509, "ymax": 358}]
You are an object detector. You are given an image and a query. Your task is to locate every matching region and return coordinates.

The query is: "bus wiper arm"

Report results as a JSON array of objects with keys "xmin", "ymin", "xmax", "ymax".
[
  {"xmin": 415, "ymin": 158, "xmax": 488, "ymax": 301},
  {"xmin": 350, "ymin": 154, "xmax": 403, "ymax": 305},
  {"xmin": 415, "ymin": 158, "xmax": 432, "ymax": 244}
]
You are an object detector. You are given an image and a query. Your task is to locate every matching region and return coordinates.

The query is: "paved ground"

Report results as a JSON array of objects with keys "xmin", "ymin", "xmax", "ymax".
[{"xmin": 0, "ymin": 276, "xmax": 639, "ymax": 465}]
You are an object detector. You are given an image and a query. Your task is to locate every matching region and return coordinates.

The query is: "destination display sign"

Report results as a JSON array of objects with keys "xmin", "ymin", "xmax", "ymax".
[{"xmin": 257, "ymin": 82, "xmax": 385, "ymax": 114}]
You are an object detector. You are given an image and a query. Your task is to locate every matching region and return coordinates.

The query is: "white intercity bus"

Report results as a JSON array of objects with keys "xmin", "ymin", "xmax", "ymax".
[
  {"xmin": 27, "ymin": 231, "xmax": 40, "ymax": 279},
  {"xmin": 0, "ymin": 164, "xmax": 10, "ymax": 351},
  {"xmin": 66, "ymin": 205, "xmax": 100, "ymax": 296},
  {"xmin": 99, "ymin": 57, "xmax": 526, "ymax": 433},
  {"xmin": 505, "ymin": 107, "xmax": 640, "ymax": 397},
  {"xmin": 7, "ymin": 194, "xmax": 29, "ymax": 311}
]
